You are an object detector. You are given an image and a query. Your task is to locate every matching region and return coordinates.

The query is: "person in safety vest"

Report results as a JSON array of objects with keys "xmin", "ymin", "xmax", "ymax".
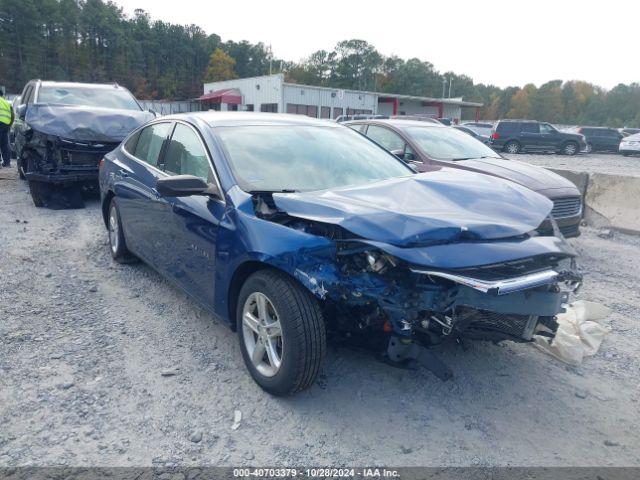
[{"xmin": 0, "ymin": 86, "xmax": 15, "ymax": 168}]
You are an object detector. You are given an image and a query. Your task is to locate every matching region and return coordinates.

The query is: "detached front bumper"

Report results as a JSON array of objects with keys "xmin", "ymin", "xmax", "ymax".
[{"xmin": 26, "ymin": 168, "xmax": 98, "ymax": 184}]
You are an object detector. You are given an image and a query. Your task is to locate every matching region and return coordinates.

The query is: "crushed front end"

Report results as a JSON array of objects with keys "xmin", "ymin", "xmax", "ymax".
[
  {"xmin": 247, "ymin": 172, "xmax": 583, "ymax": 379},
  {"xmin": 24, "ymin": 130, "xmax": 118, "ymax": 184}
]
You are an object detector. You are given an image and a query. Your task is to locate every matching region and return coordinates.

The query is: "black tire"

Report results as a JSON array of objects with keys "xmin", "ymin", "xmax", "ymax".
[
  {"xmin": 562, "ymin": 141, "xmax": 579, "ymax": 156},
  {"xmin": 622, "ymin": 152, "xmax": 631, "ymax": 157},
  {"xmin": 18, "ymin": 161, "xmax": 26, "ymax": 179},
  {"xmin": 28, "ymin": 180, "xmax": 48, "ymax": 207},
  {"xmin": 237, "ymin": 269, "xmax": 326, "ymax": 396},
  {"xmin": 107, "ymin": 198, "xmax": 136, "ymax": 263},
  {"xmin": 503, "ymin": 140, "xmax": 521, "ymax": 154}
]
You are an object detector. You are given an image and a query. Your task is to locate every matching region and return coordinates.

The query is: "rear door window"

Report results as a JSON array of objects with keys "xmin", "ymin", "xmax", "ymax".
[
  {"xmin": 366, "ymin": 125, "xmax": 406, "ymax": 152},
  {"xmin": 539, "ymin": 123, "xmax": 555, "ymax": 134},
  {"xmin": 521, "ymin": 123, "xmax": 540, "ymax": 134},
  {"xmin": 497, "ymin": 122, "xmax": 519, "ymax": 134},
  {"xmin": 163, "ymin": 123, "xmax": 213, "ymax": 182},
  {"xmin": 123, "ymin": 130, "xmax": 141, "ymax": 154},
  {"xmin": 22, "ymin": 85, "xmax": 35, "ymax": 105},
  {"xmin": 133, "ymin": 122, "xmax": 173, "ymax": 168},
  {"xmin": 347, "ymin": 123, "xmax": 367, "ymax": 133}
]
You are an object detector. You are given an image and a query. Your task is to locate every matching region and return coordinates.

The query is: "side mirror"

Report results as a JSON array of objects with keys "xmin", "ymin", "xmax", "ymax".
[
  {"xmin": 390, "ymin": 148, "xmax": 405, "ymax": 159},
  {"xmin": 156, "ymin": 175, "xmax": 220, "ymax": 198},
  {"xmin": 16, "ymin": 104, "xmax": 27, "ymax": 119}
]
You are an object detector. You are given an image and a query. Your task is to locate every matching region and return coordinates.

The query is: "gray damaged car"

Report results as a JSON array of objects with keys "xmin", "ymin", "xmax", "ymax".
[{"xmin": 13, "ymin": 80, "xmax": 154, "ymax": 207}]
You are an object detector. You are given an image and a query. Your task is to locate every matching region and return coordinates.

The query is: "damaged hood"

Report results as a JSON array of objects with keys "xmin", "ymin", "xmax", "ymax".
[
  {"xmin": 26, "ymin": 104, "xmax": 155, "ymax": 143},
  {"xmin": 456, "ymin": 157, "xmax": 578, "ymax": 192},
  {"xmin": 272, "ymin": 169, "xmax": 553, "ymax": 247}
]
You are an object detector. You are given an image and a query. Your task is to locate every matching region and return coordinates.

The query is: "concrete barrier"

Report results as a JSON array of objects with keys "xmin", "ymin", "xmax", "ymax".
[{"xmin": 546, "ymin": 168, "xmax": 640, "ymax": 234}]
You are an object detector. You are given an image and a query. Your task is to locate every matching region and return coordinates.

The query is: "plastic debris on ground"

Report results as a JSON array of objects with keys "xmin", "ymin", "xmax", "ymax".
[{"xmin": 534, "ymin": 300, "xmax": 611, "ymax": 366}]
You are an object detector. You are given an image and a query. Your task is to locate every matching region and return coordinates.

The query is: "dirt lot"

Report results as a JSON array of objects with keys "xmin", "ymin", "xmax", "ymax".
[
  {"xmin": 504, "ymin": 152, "xmax": 640, "ymax": 178},
  {"xmin": 1, "ymin": 165, "xmax": 639, "ymax": 467}
]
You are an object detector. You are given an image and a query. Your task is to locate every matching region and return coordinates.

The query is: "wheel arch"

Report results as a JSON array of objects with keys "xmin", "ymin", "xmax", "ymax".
[
  {"xmin": 503, "ymin": 139, "xmax": 521, "ymax": 153},
  {"xmin": 226, "ymin": 259, "xmax": 322, "ymax": 332},
  {"xmin": 561, "ymin": 139, "xmax": 580, "ymax": 154},
  {"xmin": 101, "ymin": 190, "xmax": 115, "ymax": 229}
]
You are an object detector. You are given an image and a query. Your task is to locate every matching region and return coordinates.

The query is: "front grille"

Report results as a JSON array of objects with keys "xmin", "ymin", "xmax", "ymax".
[
  {"xmin": 551, "ymin": 196, "xmax": 582, "ymax": 219},
  {"xmin": 60, "ymin": 150, "xmax": 104, "ymax": 166},
  {"xmin": 455, "ymin": 306, "xmax": 537, "ymax": 340},
  {"xmin": 58, "ymin": 140, "xmax": 118, "ymax": 167},
  {"xmin": 559, "ymin": 223, "xmax": 580, "ymax": 237}
]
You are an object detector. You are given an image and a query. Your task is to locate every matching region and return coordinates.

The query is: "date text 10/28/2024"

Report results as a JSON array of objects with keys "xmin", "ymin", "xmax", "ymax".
[{"xmin": 233, "ymin": 468, "xmax": 400, "ymax": 478}]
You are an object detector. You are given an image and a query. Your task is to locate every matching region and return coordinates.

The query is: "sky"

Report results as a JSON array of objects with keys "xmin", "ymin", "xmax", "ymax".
[{"xmin": 116, "ymin": 0, "xmax": 638, "ymax": 90}]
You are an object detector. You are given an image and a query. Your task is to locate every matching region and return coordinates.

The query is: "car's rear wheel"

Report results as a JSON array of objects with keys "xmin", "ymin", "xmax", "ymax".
[
  {"xmin": 237, "ymin": 269, "xmax": 326, "ymax": 396},
  {"xmin": 504, "ymin": 141, "xmax": 521, "ymax": 154},
  {"xmin": 108, "ymin": 198, "xmax": 136, "ymax": 263},
  {"xmin": 562, "ymin": 141, "xmax": 579, "ymax": 156}
]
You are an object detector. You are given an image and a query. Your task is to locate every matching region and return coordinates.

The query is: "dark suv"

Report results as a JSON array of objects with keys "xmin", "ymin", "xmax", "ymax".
[
  {"xmin": 571, "ymin": 127, "xmax": 622, "ymax": 153},
  {"xmin": 13, "ymin": 80, "xmax": 154, "ymax": 206},
  {"xmin": 489, "ymin": 120, "xmax": 586, "ymax": 155}
]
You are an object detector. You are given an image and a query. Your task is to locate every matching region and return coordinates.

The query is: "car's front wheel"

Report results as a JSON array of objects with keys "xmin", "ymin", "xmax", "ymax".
[
  {"xmin": 504, "ymin": 141, "xmax": 521, "ymax": 154},
  {"xmin": 108, "ymin": 198, "xmax": 136, "ymax": 263},
  {"xmin": 562, "ymin": 141, "xmax": 579, "ymax": 156},
  {"xmin": 237, "ymin": 269, "xmax": 326, "ymax": 396}
]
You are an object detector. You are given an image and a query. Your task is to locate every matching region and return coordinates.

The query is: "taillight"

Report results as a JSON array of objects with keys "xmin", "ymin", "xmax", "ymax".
[
  {"xmin": 491, "ymin": 132, "xmax": 500, "ymax": 140},
  {"xmin": 99, "ymin": 158, "xmax": 105, "ymax": 168}
]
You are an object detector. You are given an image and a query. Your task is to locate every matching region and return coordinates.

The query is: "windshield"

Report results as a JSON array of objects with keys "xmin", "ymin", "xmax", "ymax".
[
  {"xmin": 404, "ymin": 126, "xmax": 500, "ymax": 161},
  {"xmin": 216, "ymin": 125, "xmax": 413, "ymax": 192},
  {"xmin": 37, "ymin": 86, "xmax": 141, "ymax": 111}
]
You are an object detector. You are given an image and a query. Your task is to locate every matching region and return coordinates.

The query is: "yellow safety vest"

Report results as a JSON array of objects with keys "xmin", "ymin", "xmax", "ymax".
[{"xmin": 0, "ymin": 98, "xmax": 11, "ymax": 125}]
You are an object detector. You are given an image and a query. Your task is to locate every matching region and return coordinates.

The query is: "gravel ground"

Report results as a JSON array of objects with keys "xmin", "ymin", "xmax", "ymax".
[
  {"xmin": 1, "ymin": 166, "xmax": 639, "ymax": 467},
  {"xmin": 503, "ymin": 152, "xmax": 640, "ymax": 178}
]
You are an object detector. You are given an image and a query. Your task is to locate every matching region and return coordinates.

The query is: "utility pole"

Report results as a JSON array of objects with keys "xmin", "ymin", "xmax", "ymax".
[
  {"xmin": 442, "ymin": 77, "xmax": 447, "ymax": 98},
  {"xmin": 267, "ymin": 45, "xmax": 273, "ymax": 75},
  {"xmin": 448, "ymin": 77, "xmax": 453, "ymax": 98}
]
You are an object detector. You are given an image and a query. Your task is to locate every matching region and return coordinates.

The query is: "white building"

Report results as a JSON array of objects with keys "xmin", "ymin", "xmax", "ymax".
[{"xmin": 201, "ymin": 74, "xmax": 483, "ymax": 122}]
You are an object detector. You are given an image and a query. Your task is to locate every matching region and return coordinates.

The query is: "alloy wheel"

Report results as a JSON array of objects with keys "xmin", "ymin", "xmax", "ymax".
[
  {"xmin": 564, "ymin": 143, "xmax": 577, "ymax": 155},
  {"xmin": 242, "ymin": 292, "xmax": 283, "ymax": 377},
  {"xmin": 109, "ymin": 205, "xmax": 119, "ymax": 254},
  {"xmin": 506, "ymin": 142, "xmax": 519, "ymax": 154}
]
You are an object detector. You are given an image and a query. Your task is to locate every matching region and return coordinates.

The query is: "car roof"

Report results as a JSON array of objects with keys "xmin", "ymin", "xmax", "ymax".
[
  {"xmin": 37, "ymin": 80, "xmax": 127, "ymax": 90},
  {"xmin": 163, "ymin": 111, "xmax": 341, "ymax": 128},
  {"xmin": 345, "ymin": 118, "xmax": 446, "ymax": 129},
  {"xmin": 497, "ymin": 119, "xmax": 539, "ymax": 123}
]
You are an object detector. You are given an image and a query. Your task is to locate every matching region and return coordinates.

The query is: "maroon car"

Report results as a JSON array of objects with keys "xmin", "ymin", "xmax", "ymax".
[{"xmin": 346, "ymin": 119, "xmax": 582, "ymax": 237}]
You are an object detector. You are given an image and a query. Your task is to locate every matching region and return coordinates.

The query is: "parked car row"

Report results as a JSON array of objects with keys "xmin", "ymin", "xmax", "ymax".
[
  {"xmin": 9, "ymin": 79, "xmax": 585, "ymax": 396},
  {"xmin": 460, "ymin": 120, "xmax": 638, "ymax": 156}
]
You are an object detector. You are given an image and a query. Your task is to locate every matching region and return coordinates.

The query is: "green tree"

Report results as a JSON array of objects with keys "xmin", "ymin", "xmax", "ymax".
[{"xmin": 203, "ymin": 48, "xmax": 237, "ymax": 82}]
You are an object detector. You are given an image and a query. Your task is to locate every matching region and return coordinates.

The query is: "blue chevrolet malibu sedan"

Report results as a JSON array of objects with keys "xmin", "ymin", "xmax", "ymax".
[{"xmin": 99, "ymin": 112, "xmax": 581, "ymax": 395}]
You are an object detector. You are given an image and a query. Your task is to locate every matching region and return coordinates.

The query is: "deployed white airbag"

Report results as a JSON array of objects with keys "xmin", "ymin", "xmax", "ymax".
[{"xmin": 534, "ymin": 300, "xmax": 611, "ymax": 365}]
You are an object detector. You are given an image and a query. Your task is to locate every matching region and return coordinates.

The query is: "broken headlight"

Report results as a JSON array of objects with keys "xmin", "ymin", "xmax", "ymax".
[{"xmin": 364, "ymin": 251, "xmax": 398, "ymax": 274}]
